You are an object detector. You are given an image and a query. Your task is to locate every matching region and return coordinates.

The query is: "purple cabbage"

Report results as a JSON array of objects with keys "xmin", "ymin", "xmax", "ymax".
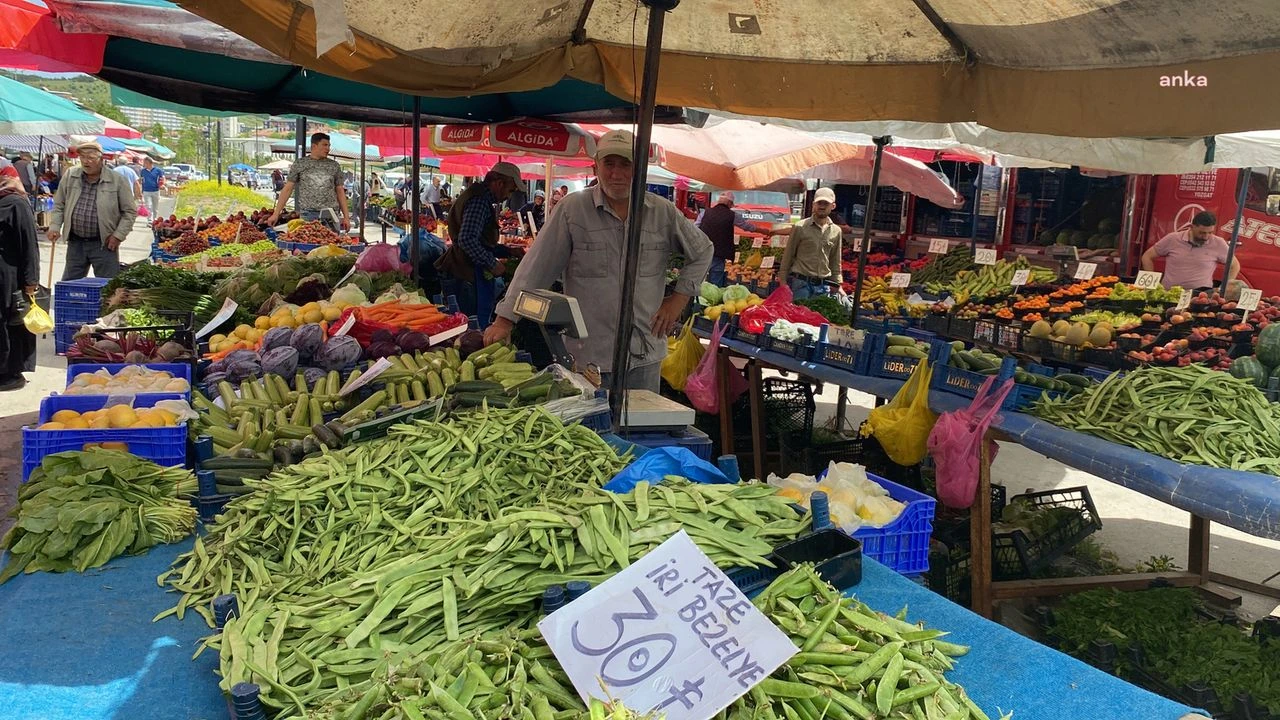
[
  {"xmin": 261, "ymin": 326, "xmax": 294, "ymax": 352},
  {"xmin": 315, "ymin": 335, "xmax": 362, "ymax": 370},
  {"xmin": 398, "ymin": 331, "xmax": 430, "ymax": 353},
  {"xmin": 261, "ymin": 346, "xmax": 299, "ymax": 378},
  {"xmin": 303, "ymin": 367, "xmax": 327, "ymax": 389},
  {"xmin": 291, "ymin": 323, "xmax": 325, "ymax": 361},
  {"xmin": 226, "ymin": 358, "xmax": 261, "ymax": 383},
  {"xmin": 365, "ymin": 341, "xmax": 400, "ymax": 359}
]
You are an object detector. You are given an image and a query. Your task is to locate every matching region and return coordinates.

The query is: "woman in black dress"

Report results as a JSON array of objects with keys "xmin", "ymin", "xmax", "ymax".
[{"xmin": 0, "ymin": 162, "xmax": 40, "ymax": 391}]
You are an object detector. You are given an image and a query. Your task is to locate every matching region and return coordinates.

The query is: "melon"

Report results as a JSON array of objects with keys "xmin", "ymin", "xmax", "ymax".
[
  {"xmin": 1055, "ymin": 231, "xmax": 1072, "ymax": 246},
  {"xmin": 1088, "ymin": 325, "xmax": 1112, "ymax": 347},
  {"xmin": 1029, "ymin": 320, "xmax": 1053, "ymax": 339},
  {"xmin": 1064, "ymin": 322, "xmax": 1091, "ymax": 346},
  {"xmin": 1257, "ymin": 324, "xmax": 1280, "ymax": 367},
  {"xmin": 1070, "ymin": 230, "xmax": 1090, "ymax": 247},
  {"xmin": 1051, "ymin": 319, "xmax": 1072, "ymax": 337},
  {"xmin": 1098, "ymin": 217, "xmax": 1120, "ymax": 234},
  {"xmin": 1230, "ymin": 355, "xmax": 1268, "ymax": 388}
]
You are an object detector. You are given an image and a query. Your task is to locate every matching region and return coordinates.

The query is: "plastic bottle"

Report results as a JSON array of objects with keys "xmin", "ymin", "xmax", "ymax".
[
  {"xmin": 542, "ymin": 585, "xmax": 566, "ymax": 615},
  {"xmin": 717, "ymin": 455, "xmax": 741, "ymax": 483},
  {"xmin": 810, "ymin": 491, "xmax": 832, "ymax": 531},
  {"xmin": 566, "ymin": 580, "xmax": 590, "ymax": 601}
]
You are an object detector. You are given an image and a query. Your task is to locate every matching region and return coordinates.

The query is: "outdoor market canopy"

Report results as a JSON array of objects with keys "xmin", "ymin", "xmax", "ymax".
[
  {"xmin": 268, "ymin": 133, "xmax": 382, "ymax": 161},
  {"xmin": 0, "ymin": 74, "xmax": 104, "ymax": 136},
  {"xmin": 118, "ymin": 136, "xmax": 175, "ymax": 160},
  {"xmin": 1, "ymin": 0, "xmax": 685, "ymax": 125},
  {"xmin": 173, "ymin": 0, "xmax": 1280, "ymax": 138}
]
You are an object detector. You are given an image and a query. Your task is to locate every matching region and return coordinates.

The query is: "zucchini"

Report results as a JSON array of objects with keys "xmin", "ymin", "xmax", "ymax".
[
  {"xmin": 1056, "ymin": 373, "xmax": 1091, "ymax": 388},
  {"xmin": 885, "ymin": 334, "xmax": 916, "ymax": 347},
  {"xmin": 454, "ymin": 392, "xmax": 514, "ymax": 408},
  {"xmin": 449, "ymin": 380, "xmax": 505, "ymax": 394}
]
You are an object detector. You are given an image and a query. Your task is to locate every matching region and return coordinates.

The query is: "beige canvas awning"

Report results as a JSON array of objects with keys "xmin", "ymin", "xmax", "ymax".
[{"xmin": 174, "ymin": 0, "xmax": 1280, "ymax": 138}]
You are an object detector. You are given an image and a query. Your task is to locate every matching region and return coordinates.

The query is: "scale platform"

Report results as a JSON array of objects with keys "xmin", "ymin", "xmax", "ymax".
[{"xmin": 617, "ymin": 390, "xmax": 695, "ymax": 431}]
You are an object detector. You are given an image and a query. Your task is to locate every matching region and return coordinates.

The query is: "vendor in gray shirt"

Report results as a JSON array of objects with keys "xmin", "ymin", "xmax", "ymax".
[
  {"xmin": 267, "ymin": 132, "xmax": 350, "ymax": 230},
  {"xmin": 483, "ymin": 129, "xmax": 713, "ymax": 391}
]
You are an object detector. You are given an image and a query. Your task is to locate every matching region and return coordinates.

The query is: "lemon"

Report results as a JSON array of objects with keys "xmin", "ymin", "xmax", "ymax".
[
  {"xmin": 107, "ymin": 405, "xmax": 138, "ymax": 428},
  {"xmin": 51, "ymin": 409, "xmax": 82, "ymax": 423},
  {"xmin": 300, "ymin": 301, "xmax": 321, "ymax": 314},
  {"xmin": 38, "ymin": 421, "xmax": 66, "ymax": 430},
  {"xmin": 254, "ymin": 316, "xmax": 271, "ymax": 330},
  {"xmin": 209, "ymin": 333, "xmax": 227, "ymax": 344},
  {"xmin": 63, "ymin": 417, "xmax": 90, "ymax": 429},
  {"xmin": 322, "ymin": 306, "xmax": 341, "ymax": 322},
  {"xmin": 90, "ymin": 416, "xmax": 112, "ymax": 429},
  {"xmin": 233, "ymin": 324, "xmax": 252, "ymax": 339}
]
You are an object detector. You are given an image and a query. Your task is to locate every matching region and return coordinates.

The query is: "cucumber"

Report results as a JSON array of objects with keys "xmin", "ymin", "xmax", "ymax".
[
  {"xmin": 885, "ymin": 334, "xmax": 916, "ymax": 347},
  {"xmin": 450, "ymin": 380, "xmax": 505, "ymax": 394},
  {"xmin": 886, "ymin": 345, "xmax": 927, "ymax": 359},
  {"xmin": 1056, "ymin": 373, "xmax": 1091, "ymax": 388},
  {"xmin": 518, "ymin": 385, "xmax": 552, "ymax": 401},
  {"xmin": 454, "ymin": 392, "xmax": 514, "ymax": 408}
]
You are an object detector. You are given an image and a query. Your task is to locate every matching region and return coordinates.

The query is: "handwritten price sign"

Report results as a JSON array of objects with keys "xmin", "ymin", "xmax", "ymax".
[
  {"xmin": 974, "ymin": 248, "xmax": 997, "ymax": 265},
  {"xmin": 751, "ymin": 237, "xmax": 764, "ymax": 248},
  {"xmin": 928, "ymin": 238, "xmax": 949, "ymax": 254},
  {"xmin": 1134, "ymin": 270, "xmax": 1163, "ymax": 290},
  {"xmin": 539, "ymin": 531, "xmax": 797, "ymax": 720},
  {"xmin": 1238, "ymin": 288, "xmax": 1263, "ymax": 313},
  {"xmin": 1074, "ymin": 262, "xmax": 1097, "ymax": 281},
  {"xmin": 195, "ymin": 298, "xmax": 237, "ymax": 340},
  {"xmin": 849, "ymin": 237, "xmax": 863, "ymax": 252},
  {"xmin": 1176, "ymin": 288, "xmax": 1193, "ymax": 310},
  {"xmin": 889, "ymin": 272, "xmax": 911, "ymax": 289},
  {"xmin": 1011, "ymin": 268, "xmax": 1031, "ymax": 287},
  {"xmin": 760, "ymin": 256, "xmax": 775, "ymax": 269}
]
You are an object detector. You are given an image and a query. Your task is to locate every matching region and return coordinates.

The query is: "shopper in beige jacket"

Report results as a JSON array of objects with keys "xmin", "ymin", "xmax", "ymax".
[{"xmin": 48, "ymin": 140, "xmax": 137, "ymax": 279}]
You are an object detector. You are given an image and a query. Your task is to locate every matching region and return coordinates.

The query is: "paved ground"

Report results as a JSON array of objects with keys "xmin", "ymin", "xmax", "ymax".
[{"xmin": 2, "ymin": 205, "xmax": 1276, "ymax": 618}]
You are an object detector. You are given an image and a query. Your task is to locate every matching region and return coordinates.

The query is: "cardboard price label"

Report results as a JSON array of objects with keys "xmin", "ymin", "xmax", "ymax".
[
  {"xmin": 1238, "ymin": 288, "xmax": 1263, "ymax": 313},
  {"xmin": 1074, "ymin": 262, "xmax": 1097, "ymax": 281},
  {"xmin": 751, "ymin": 237, "xmax": 764, "ymax": 248},
  {"xmin": 733, "ymin": 252, "xmax": 741, "ymax": 264},
  {"xmin": 770, "ymin": 236, "xmax": 786, "ymax": 248},
  {"xmin": 1011, "ymin": 268, "xmax": 1031, "ymax": 287},
  {"xmin": 889, "ymin": 272, "xmax": 911, "ymax": 289},
  {"xmin": 1176, "ymin": 288, "xmax": 1193, "ymax": 310},
  {"xmin": 340, "ymin": 357, "xmax": 392, "ymax": 396},
  {"xmin": 760, "ymin": 256, "xmax": 775, "ymax": 269},
  {"xmin": 974, "ymin": 248, "xmax": 997, "ymax": 265},
  {"xmin": 239, "ymin": 252, "xmax": 254, "ymax": 267},
  {"xmin": 928, "ymin": 238, "xmax": 949, "ymax": 254},
  {"xmin": 826, "ymin": 325, "xmax": 858, "ymax": 348},
  {"xmin": 1134, "ymin": 270, "xmax": 1163, "ymax": 290},
  {"xmin": 539, "ymin": 531, "xmax": 798, "ymax": 720},
  {"xmin": 849, "ymin": 237, "xmax": 863, "ymax": 252},
  {"xmin": 195, "ymin": 298, "xmax": 238, "ymax": 340}
]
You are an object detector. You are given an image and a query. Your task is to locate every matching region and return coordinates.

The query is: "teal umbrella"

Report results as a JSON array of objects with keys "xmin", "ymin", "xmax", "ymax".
[
  {"xmin": 0, "ymin": 75, "xmax": 103, "ymax": 135},
  {"xmin": 119, "ymin": 136, "xmax": 176, "ymax": 159}
]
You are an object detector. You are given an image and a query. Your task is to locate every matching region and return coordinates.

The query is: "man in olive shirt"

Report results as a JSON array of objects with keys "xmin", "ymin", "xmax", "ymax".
[
  {"xmin": 267, "ymin": 133, "xmax": 350, "ymax": 230},
  {"xmin": 775, "ymin": 187, "xmax": 843, "ymax": 299},
  {"xmin": 483, "ymin": 130, "xmax": 713, "ymax": 391}
]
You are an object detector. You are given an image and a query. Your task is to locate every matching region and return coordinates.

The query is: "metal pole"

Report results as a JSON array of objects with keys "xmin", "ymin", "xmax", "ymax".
[
  {"xmin": 1220, "ymin": 167, "xmax": 1250, "ymax": 294},
  {"xmin": 970, "ymin": 163, "xmax": 984, "ymax": 253},
  {"xmin": 294, "ymin": 117, "xmax": 306, "ymax": 215},
  {"xmin": 850, "ymin": 136, "xmax": 890, "ymax": 326},
  {"xmin": 609, "ymin": 0, "xmax": 678, "ymax": 429},
  {"xmin": 216, "ymin": 119, "xmax": 223, "ymax": 187},
  {"xmin": 410, "ymin": 98, "xmax": 423, "ymax": 286},
  {"xmin": 359, "ymin": 124, "xmax": 367, "ymax": 237}
]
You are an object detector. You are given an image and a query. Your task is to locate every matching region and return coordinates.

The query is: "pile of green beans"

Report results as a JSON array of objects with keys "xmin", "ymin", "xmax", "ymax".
[
  {"xmin": 290, "ymin": 566, "xmax": 989, "ymax": 720},
  {"xmin": 159, "ymin": 406, "xmax": 810, "ymax": 715},
  {"xmin": 1032, "ymin": 365, "xmax": 1280, "ymax": 474}
]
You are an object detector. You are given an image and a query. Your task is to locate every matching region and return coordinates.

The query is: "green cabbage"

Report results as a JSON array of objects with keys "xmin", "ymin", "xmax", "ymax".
[
  {"xmin": 700, "ymin": 282, "xmax": 723, "ymax": 306},
  {"xmin": 722, "ymin": 284, "xmax": 752, "ymax": 303}
]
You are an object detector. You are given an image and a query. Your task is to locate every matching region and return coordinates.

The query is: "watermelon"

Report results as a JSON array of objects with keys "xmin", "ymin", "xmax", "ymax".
[
  {"xmin": 1229, "ymin": 355, "xmax": 1267, "ymax": 388},
  {"xmin": 1257, "ymin": 324, "xmax": 1280, "ymax": 367}
]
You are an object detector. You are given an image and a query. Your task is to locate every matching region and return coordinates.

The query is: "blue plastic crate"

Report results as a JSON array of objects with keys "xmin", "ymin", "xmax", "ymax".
[
  {"xmin": 611, "ymin": 426, "xmax": 713, "ymax": 461},
  {"xmin": 66, "ymin": 362, "xmax": 193, "ymax": 392},
  {"xmin": 53, "ymin": 277, "xmax": 109, "ymax": 327},
  {"xmin": 931, "ymin": 340, "xmax": 1017, "ymax": 400},
  {"xmin": 764, "ymin": 333, "xmax": 816, "ymax": 360},
  {"xmin": 22, "ymin": 395, "xmax": 188, "ymax": 480},
  {"xmin": 849, "ymin": 474, "xmax": 936, "ymax": 575},
  {"xmin": 865, "ymin": 333, "xmax": 942, "ymax": 381},
  {"xmin": 54, "ymin": 324, "xmax": 79, "ymax": 355},
  {"xmin": 813, "ymin": 342, "xmax": 866, "ymax": 375},
  {"xmin": 1005, "ymin": 368, "xmax": 1072, "ymax": 412}
]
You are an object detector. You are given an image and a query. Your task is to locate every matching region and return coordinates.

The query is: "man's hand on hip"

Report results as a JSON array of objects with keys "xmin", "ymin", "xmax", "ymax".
[
  {"xmin": 651, "ymin": 294, "xmax": 686, "ymax": 338},
  {"xmin": 483, "ymin": 316, "xmax": 514, "ymax": 347}
]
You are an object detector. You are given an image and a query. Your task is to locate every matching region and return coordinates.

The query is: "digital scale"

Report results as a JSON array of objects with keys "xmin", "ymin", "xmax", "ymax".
[
  {"xmin": 512, "ymin": 289, "xmax": 696, "ymax": 431},
  {"xmin": 512, "ymin": 289, "xmax": 588, "ymax": 368}
]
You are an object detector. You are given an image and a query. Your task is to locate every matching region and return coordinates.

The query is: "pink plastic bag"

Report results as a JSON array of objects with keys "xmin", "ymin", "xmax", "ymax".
[
  {"xmin": 927, "ymin": 376, "xmax": 1013, "ymax": 509},
  {"xmin": 136, "ymin": 204, "xmax": 149, "ymax": 218},
  {"xmin": 356, "ymin": 243, "xmax": 411, "ymax": 274},
  {"xmin": 685, "ymin": 318, "xmax": 749, "ymax": 414}
]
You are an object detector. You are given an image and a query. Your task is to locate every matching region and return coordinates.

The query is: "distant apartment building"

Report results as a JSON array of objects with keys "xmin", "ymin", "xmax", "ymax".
[{"xmin": 120, "ymin": 106, "xmax": 184, "ymax": 135}]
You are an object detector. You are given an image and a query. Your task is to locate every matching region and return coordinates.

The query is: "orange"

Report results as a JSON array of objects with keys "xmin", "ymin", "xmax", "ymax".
[
  {"xmin": 51, "ymin": 409, "xmax": 81, "ymax": 423},
  {"xmin": 38, "ymin": 421, "xmax": 66, "ymax": 430}
]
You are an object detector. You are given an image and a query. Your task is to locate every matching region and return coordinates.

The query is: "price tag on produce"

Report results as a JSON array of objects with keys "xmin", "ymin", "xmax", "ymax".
[
  {"xmin": 340, "ymin": 357, "xmax": 392, "ymax": 396},
  {"xmin": 335, "ymin": 263, "xmax": 358, "ymax": 288},
  {"xmin": 760, "ymin": 256, "xmax": 775, "ymax": 269},
  {"xmin": 850, "ymin": 237, "xmax": 863, "ymax": 252},
  {"xmin": 194, "ymin": 298, "xmax": 238, "ymax": 340},
  {"xmin": 751, "ymin": 237, "xmax": 764, "ymax": 248},
  {"xmin": 974, "ymin": 248, "xmax": 997, "ymax": 265},
  {"xmin": 826, "ymin": 325, "xmax": 859, "ymax": 348},
  {"xmin": 770, "ymin": 235, "xmax": 786, "ymax": 248},
  {"xmin": 928, "ymin": 238, "xmax": 950, "ymax": 254},
  {"xmin": 733, "ymin": 252, "xmax": 741, "ymax": 263},
  {"xmin": 1238, "ymin": 287, "xmax": 1264, "ymax": 312},
  {"xmin": 1011, "ymin": 268, "xmax": 1031, "ymax": 287},
  {"xmin": 332, "ymin": 313, "xmax": 357, "ymax": 337},
  {"xmin": 539, "ymin": 531, "xmax": 798, "ymax": 719},
  {"xmin": 1134, "ymin": 270, "xmax": 1163, "ymax": 290},
  {"xmin": 889, "ymin": 272, "xmax": 912, "ymax": 288},
  {"xmin": 239, "ymin": 251, "xmax": 254, "ymax": 267},
  {"xmin": 196, "ymin": 256, "xmax": 209, "ymax": 273},
  {"xmin": 1176, "ymin": 287, "xmax": 1193, "ymax": 310},
  {"xmin": 1074, "ymin": 262, "xmax": 1097, "ymax": 280}
]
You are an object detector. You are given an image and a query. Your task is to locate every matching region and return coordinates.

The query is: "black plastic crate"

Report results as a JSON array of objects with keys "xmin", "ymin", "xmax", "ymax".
[
  {"xmin": 950, "ymin": 316, "xmax": 977, "ymax": 343},
  {"xmin": 1083, "ymin": 345, "xmax": 1120, "ymax": 370},
  {"xmin": 773, "ymin": 529, "xmax": 863, "ymax": 589},
  {"xmin": 992, "ymin": 487, "xmax": 1101, "ymax": 579},
  {"xmin": 973, "ymin": 318, "xmax": 999, "ymax": 346},
  {"xmin": 725, "ymin": 560, "xmax": 785, "ymax": 597},
  {"xmin": 779, "ymin": 431, "xmax": 922, "ymax": 488},
  {"xmin": 923, "ymin": 313, "xmax": 950, "ymax": 337},
  {"xmin": 927, "ymin": 545, "xmax": 973, "ymax": 607},
  {"xmin": 730, "ymin": 379, "xmax": 816, "ymax": 453}
]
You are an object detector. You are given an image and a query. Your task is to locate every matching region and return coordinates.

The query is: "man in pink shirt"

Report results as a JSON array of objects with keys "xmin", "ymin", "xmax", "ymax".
[{"xmin": 1141, "ymin": 211, "xmax": 1240, "ymax": 290}]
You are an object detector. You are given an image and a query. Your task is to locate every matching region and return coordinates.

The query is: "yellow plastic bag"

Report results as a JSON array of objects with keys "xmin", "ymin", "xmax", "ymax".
[
  {"xmin": 661, "ymin": 318, "xmax": 705, "ymax": 391},
  {"xmin": 23, "ymin": 294, "xmax": 53, "ymax": 335},
  {"xmin": 862, "ymin": 358, "xmax": 937, "ymax": 466}
]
